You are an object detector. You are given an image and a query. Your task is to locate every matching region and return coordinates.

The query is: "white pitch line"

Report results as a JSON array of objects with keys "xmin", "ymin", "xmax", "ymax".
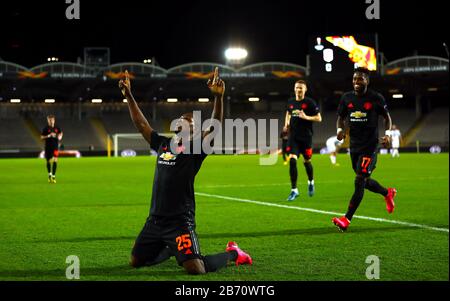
[
  {"xmin": 197, "ymin": 176, "xmax": 448, "ymax": 189},
  {"xmin": 195, "ymin": 192, "xmax": 449, "ymax": 233}
]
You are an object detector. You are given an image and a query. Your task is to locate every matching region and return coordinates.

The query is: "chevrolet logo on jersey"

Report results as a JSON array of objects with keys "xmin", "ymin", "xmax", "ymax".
[
  {"xmin": 292, "ymin": 109, "xmax": 301, "ymax": 117},
  {"xmin": 350, "ymin": 111, "xmax": 367, "ymax": 119},
  {"xmin": 160, "ymin": 152, "xmax": 177, "ymax": 161}
]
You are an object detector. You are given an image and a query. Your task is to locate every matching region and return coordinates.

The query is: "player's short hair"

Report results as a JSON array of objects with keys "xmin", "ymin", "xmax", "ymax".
[
  {"xmin": 295, "ymin": 79, "xmax": 307, "ymax": 86},
  {"xmin": 354, "ymin": 67, "xmax": 370, "ymax": 78},
  {"xmin": 47, "ymin": 114, "xmax": 55, "ymax": 119}
]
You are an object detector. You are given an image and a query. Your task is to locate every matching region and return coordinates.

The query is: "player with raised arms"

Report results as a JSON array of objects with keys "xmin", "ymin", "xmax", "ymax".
[{"xmin": 119, "ymin": 67, "xmax": 252, "ymax": 274}]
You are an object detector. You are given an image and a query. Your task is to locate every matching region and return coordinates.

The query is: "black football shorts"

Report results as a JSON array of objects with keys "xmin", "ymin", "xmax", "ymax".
[
  {"xmin": 131, "ymin": 215, "xmax": 202, "ymax": 266},
  {"xmin": 350, "ymin": 152, "xmax": 378, "ymax": 177},
  {"xmin": 287, "ymin": 136, "xmax": 313, "ymax": 160},
  {"xmin": 45, "ymin": 148, "xmax": 59, "ymax": 160}
]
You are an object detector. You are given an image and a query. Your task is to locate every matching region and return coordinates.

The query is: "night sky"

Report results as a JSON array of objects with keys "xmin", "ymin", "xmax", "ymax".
[{"xmin": 1, "ymin": 0, "xmax": 448, "ymax": 68}]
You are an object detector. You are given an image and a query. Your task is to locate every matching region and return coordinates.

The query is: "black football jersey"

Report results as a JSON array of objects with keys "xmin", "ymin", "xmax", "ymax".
[
  {"xmin": 337, "ymin": 89, "xmax": 389, "ymax": 153},
  {"xmin": 41, "ymin": 125, "xmax": 62, "ymax": 150},
  {"xmin": 287, "ymin": 97, "xmax": 320, "ymax": 139},
  {"xmin": 148, "ymin": 131, "xmax": 207, "ymax": 219}
]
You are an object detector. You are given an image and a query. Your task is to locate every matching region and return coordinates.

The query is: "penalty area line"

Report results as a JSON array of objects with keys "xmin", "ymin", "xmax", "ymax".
[{"xmin": 195, "ymin": 192, "xmax": 449, "ymax": 234}]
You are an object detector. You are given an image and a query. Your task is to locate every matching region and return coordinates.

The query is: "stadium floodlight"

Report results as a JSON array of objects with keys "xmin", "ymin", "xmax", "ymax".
[
  {"xmin": 123, "ymin": 98, "xmax": 128, "ymax": 103},
  {"xmin": 47, "ymin": 57, "xmax": 52, "ymax": 62},
  {"xmin": 91, "ymin": 98, "xmax": 103, "ymax": 103},
  {"xmin": 225, "ymin": 47, "xmax": 248, "ymax": 61},
  {"xmin": 248, "ymin": 97, "xmax": 260, "ymax": 102},
  {"xmin": 143, "ymin": 59, "xmax": 152, "ymax": 64},
  {"xmin": 392, "ymin": 94, "xmax": 403, "ymax": 99},
  {"xmin": 427, "ymin": 87, "xmax": 438, "ymax": 92},
  {"xmin": 198, "ymin": 98, "xmax": 209, "ymax": 103},
  {"xmin": 167, "ymin": 98, "xmax": 178, "ymax": 103},
  {"xmin": 10, "ymin": 99, "xmax": 21, "ymax": 103},
  {"xmin": 44, "ymin": 99, "xmax": 56, "ymax": 103}
]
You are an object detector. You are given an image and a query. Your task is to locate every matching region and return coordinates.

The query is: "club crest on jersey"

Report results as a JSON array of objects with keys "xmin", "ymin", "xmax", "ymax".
[
  {"xmin": 301, "ymin": 103, "xmax": 308, "ymax": 110},
  {"xmin": 347, "ymin": 103, "xmax": 354, "ymax": 109},
  {"xmin": 363, "ymin": 102, "xmax": 373, "ymax": 110}
]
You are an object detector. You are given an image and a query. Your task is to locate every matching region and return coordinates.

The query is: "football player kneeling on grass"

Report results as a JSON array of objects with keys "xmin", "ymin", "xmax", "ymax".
[{"xmin": 119, "ymin": 68, "xmax": 252, "ymax": 274}]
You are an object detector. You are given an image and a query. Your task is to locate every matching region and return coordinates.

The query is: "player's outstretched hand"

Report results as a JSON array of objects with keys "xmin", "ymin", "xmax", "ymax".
[
  {"xmin": 207, "ymin": 67, "xmax": 225, "ymax": 96},
  {"xmin": 119, "ymin": 70, "xmax": 132, "ymax": 97}
]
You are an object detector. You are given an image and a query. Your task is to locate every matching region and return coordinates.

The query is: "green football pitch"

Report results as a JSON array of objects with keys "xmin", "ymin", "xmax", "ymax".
[{"xmin": 0, "ymin": 153, "xmax": 448, "ymax": 281}]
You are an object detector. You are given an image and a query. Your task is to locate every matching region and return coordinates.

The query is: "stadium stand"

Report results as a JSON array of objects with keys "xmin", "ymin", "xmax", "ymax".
[
  {"xmin": 388, "ymin": 109, "xmax": 419, "ymax": 135},
  {"xmin": 0, "ymin": 118, "xmax": 38, "ymax": 151},
  {"xmin": 413, "ymin": 107, "xmax": 449, "ymax": 147},
  {"xmin": 0, "ymin": 57, "xmax": 447, "ymax": 155},
  {"xmin": 0, "ymin": 102, "xmax": 427, "ymax": 153},
  {"xmin": 29, "ymin": 117, "xmax": 104, "ymax": 151}
]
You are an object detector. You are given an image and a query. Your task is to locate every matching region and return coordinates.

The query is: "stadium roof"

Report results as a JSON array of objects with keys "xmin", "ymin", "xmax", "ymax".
[{"xmin": 0, "ymin": 57, "xmax": 448, "ymax": 79}]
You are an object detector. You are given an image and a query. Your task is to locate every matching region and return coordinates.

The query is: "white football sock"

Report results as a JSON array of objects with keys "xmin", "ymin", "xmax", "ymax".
[{"xmin": 330, "ymin": 155, "xmax": 336, "ymax": 164}]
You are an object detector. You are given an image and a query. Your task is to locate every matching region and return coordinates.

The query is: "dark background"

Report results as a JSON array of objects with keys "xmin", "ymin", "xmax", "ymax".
[{"xmin": 1, "ymin": 0, "xmax": 448, "ymax": 68}]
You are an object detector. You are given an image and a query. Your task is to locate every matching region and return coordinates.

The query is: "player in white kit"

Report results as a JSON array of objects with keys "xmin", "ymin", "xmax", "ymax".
[
  {"xmin": 326, "ymin": 135, "xmax": 344, "ymax": 166},
  {"xmin": 389, "ymin": 124, "xmax": 402, "ymax": 158}
]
